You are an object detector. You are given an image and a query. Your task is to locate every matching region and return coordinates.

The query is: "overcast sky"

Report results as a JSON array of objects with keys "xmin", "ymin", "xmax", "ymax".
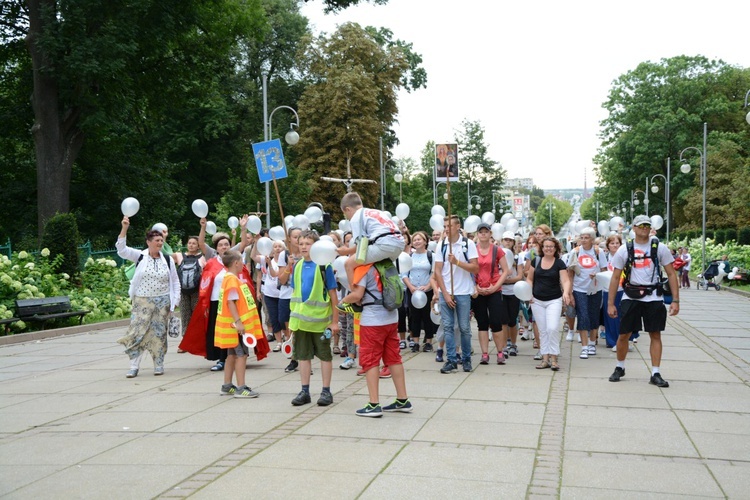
[{"xmin": 300, "ymin": 0, "xmax": 750, "ymax": 190}]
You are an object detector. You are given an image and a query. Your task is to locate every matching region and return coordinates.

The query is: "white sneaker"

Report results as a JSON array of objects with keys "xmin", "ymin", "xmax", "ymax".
[
  {"xmin": 566, "ymin": 331, "xmax": 574, "ymax": 342},
  {"xmin": 588, "ymin": 344, "xmax": 597, "ymax": 356},
  {"xmin": 628, "ymin": 341, "xmax": 634, "ymax": 352},
  {"xmin": 579, "ymin": 347, "xmax": 589, "ymax": 359},
  {"xmin": 339, "ymin": 357, "xmax": 355, "ymax": 370},
  {"xmin": 576, "ymin": 333, "xmax": 581, "ymax": 343},
  {"xmin": 612, "ymin": 346, "xmax": 617, "ymax": 352}
]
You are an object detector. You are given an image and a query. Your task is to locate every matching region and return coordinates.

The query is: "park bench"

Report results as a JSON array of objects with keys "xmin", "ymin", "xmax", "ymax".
[
  {"xmin": 15, "ymin": 297, "xmax": 90, "ymax": 330},
  {"xmin": 0, "ymin": 316, "xmax": 20, "ymax": 333}
]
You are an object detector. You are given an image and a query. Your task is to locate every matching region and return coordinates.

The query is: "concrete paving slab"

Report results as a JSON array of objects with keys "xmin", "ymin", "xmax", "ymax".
[
  {"xmin": 295, "ymin": 412, "xmax": 428, "ymax": 441},
  {"xmin": 431, "ymin": 399, "xmax": 546, "ymax": 425},
  {"xmin": 689, "ymin": 431, "xmax": 750, "ymax": 460},
  {"xmin": 706, "ymin": 462, "xmax": 750, "ymax": 499},
  {"xmin": 562, "ymin": 453, "xmax": 723, "ymax": 497},
  {"xmin": 360, "ymin": 474, "xmax": 527, "ymax": 499},
  {"xmin": 414, "ymin": 418, "xmax": 541, "ymax": 448},
  {"xmin": 0, "ymin": 433, "xmax": 137, "ymax": 466},
  {"xmin": 564, "ymin": 426, "xmax": 698, "ymax": 457},
  {"xmin": 51, "ymin": 410, "xmax": 197, "ymax": 433},
  {"xmin": 676, "ymin": 410, "xmax": 750, "ymax": 434},
  {"xmin": 565, "ymin": 405, "xmax": 683, "ymax": 429},
  {"xmin": 0, "ymin": 465, "xmax": 67, "ymax": 496},
  {"xmin": 567, "ymin": 389, "xmax": 671, "ymax": 409}
]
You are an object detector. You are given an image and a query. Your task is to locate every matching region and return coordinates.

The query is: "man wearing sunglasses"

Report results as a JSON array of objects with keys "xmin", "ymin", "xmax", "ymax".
[{"xmin": 606, "ymin": 215, "xmax": 680, "ymax": 387}]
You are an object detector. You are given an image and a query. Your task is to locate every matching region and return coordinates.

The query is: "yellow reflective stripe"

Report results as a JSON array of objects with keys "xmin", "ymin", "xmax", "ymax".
[{"xmin": 290, "ymin": 311, "xmax": 331, "ymax": 323}]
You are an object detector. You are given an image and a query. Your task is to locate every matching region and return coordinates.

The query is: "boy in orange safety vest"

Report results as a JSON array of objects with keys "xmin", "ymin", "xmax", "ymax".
[{"xmin": 214, "ymin": 250, "xmax": 263, "ymax": 398}]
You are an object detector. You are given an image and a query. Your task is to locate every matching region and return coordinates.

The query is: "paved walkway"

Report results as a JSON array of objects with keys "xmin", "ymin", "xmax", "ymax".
[{"xmin": 1, "ymin": 286, "xmax": 749, "ymax": 499}]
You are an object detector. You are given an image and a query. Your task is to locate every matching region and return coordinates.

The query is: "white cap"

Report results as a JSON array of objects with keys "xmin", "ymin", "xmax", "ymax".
[{"xmin": 502, "ymin": 231, "xmax": 515, "ymax": 240}]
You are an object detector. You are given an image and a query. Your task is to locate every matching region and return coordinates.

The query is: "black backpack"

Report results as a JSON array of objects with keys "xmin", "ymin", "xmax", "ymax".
[
  {"xmin": 177, "ymin": 253, "xmax": 202, "ymax": 292},
  {"xmin": 622, "ymin": 237, "xmax": 671, "ymax": 298}
]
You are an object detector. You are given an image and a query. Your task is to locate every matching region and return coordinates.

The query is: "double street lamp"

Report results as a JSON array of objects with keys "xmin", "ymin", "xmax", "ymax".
[
  {"xmin": 620, "ymin": 200, "xmax": 633, "ymax": 222},
  {"xmin": 545, "ymin": 202, "xmax": 555, "ymax": 228},
  {"xmin": 679, "ymin": 122, "xmax": 708, "ymax": 277},
  {"xmin": 262, "ymin": 72, "xmax": 300, "ymax": 228},
  {"xmin": 648, "ymin": 157, "xmax": 671, "ymax": 242},
  {"xmin": 469, "ymin": 195, "xmax": 482, "ymax": 216},
  {"xmin": 632, "ymin": 189, "xmax": 648, "ymax": 216}
]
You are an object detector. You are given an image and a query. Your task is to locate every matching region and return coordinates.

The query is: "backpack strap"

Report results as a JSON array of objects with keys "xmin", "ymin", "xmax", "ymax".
[
  {"xmin": 426, "ymin": 250, "xmax": 433, "ymax": 266},
  {"xmin": 490, "ymin": 245, "xmax": 498, "ymax": 281},
  {"xmin": 137, "ymin": 252, "xmax": 171, "ymax": 269},
  {"xmin": 320, "ymin": 264, "xmax": 329, "ymax": 301}
]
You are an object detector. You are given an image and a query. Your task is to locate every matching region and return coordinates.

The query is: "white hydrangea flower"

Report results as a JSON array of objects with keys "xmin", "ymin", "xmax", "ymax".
[
  {"xmin": 18, "ymin": 251, "xmax": 29, "ymax": 259},
  {"xmin": 40, "ymin": 248, "xmax": 50, "ymax": 257}
]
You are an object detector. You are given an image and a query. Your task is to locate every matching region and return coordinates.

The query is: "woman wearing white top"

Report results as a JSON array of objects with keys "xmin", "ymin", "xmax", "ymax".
[
  {"xmin": 256, "ymin": 240, "xmax": 285, "ymax": 352},
  {"xmin": 404, "ymin": 231, "xmax": 435, "ymax": 352},
  {"xmin": 116, "ymin": 217, "xmax": 180, "ymax": 378},
  {"xmin": 500, "ymin": 231, "xmax": 525, "ymax": 358}
]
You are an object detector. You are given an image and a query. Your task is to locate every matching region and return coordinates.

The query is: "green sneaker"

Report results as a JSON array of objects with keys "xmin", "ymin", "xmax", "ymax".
[
  {"xmin": 382, "ymin": 399, "xmax": 413, "ymax": 413},
  {"xmin": 337, "ymin": 302, "xmax": 363, "ymax": 314},
  {"xmin": 355, "ymin": 403, "xmax": 383, "ymax": 418},
  {"xmin": 219, "ymin": 384, "xmax": 237, "ymax": 396}
]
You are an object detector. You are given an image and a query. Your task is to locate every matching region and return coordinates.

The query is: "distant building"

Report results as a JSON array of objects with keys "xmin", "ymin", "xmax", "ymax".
[{"xmin": 504, "ymin": 178, "xmax": 534, "ymax": 191}]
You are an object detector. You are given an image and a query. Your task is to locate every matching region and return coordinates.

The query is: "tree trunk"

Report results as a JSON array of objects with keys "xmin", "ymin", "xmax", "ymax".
[{"xmin": 26, "ymin": 0, "xmax": 84, "ymax": 238}]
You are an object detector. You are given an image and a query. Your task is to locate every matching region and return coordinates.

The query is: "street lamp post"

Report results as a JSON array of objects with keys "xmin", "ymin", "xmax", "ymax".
[
  {"xmin": 632, "ymin": 189, "xmax": 647, "ymax": 216},
  {"xmin": 649, "ymin": 157, "xmax": 670, "ymax": 242},
  {"xmin": 436, "ymin": 181, "xmax": 448, "ymax": 203},
  {"xmin": 545, "ymin": 202, "xmax": 555, "ymax": 228},
  {"xmin": 593, "ymin": 201, "xmax": 602, "ymax": 223},
  {"xmin": 469, "ymin": 195, "xmax": 482, "ymax": 216},
  {"xmin": 383, "ymin": 158, "xmax": 401, "ymax": 204},
  {"xmin": 262, "ymin": 72, "xmax": 300, "ymax": 228},
  {"xmin": 679, "ymin": 122, "xmax": 708, "ymax": 278},
  {"xmin": 393, "ymin": 161, "xmax": 403, "ymax": 203},
  {"xmin": 621, "ymin": 201, "xmax": 632, "ymax": 223}
]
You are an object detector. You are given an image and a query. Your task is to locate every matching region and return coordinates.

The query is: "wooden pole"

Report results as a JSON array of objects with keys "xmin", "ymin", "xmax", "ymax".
[
  {"xmin": 270, "ymin": 170, "xmax": 289, "ymax": 250},
  {"xmin": 446, "ymin": 171, "xmax": 454, "ymax": 298}
]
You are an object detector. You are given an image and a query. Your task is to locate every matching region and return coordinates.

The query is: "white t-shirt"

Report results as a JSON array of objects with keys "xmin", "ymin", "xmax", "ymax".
[
  {"xmin": 434, "ymin": 237, "xmax": 479, "ymax": 296},
  {"xmin": 501, "ymin": 250, "xmax": 520, "ymax": 296},
  {"xmin": 211, "ymin": 269, "xmax": 227, "ymax": 302},
  {"xmin": 350, "ymin": 207, "xmax": 403, "ymax": 248},
  {"xmin": 569, "ymin": 246, "xmax": 607, "ymax": 294},
  {"xmin": 611, "ymin": 238, "xmax": 674, "ymax": 302},
  {"xmin": 276, "ymin": 251, "xmax": 298, "ymax": 300},
  {"xmin": 261, "ymin": 256, "xmax": 280, "ymax": 298},
  {"xmin": 359, "ymin": 266, "xmax": 398, "ymax": 327}
]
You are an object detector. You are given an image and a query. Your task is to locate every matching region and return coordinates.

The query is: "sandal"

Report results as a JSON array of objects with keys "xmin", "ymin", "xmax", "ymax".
[
  {"xmin": 332, "ymin": 346, "xmax": 341, "ymax": 355},
  {"xmin": 536, "ymin": 361, "xmax": 551, "ymax": 369},
  {"xmin": 550, "ymin": 362, "xmax": 560, "ymax": 371}
]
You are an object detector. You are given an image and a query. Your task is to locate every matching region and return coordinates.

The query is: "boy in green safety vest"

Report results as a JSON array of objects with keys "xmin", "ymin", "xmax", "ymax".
[{"xmin": 288, "ymin": 230, "xmax": 340, "ymax": 407}]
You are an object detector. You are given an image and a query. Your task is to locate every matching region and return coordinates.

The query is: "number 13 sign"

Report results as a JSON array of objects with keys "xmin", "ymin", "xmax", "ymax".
[{"xmin": 252, "ymin": 139, "xmax": 288, "ymax": 183}]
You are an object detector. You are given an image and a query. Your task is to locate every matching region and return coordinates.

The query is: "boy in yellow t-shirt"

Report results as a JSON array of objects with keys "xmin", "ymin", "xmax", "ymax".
[{"xmin": 215, "ymin": 251, "xmax": 261, "ymax": 398}]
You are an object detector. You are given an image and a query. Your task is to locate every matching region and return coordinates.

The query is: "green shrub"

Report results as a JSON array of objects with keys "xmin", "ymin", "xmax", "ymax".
[
  {"xmin": 714, "ymin": 229, "xmax": 726, "ymax": 244},
  {"xmin": 41, "ymin": 213, "xmax": 81, "ymax": 279},
  {"xmin": 705, "ymin": 229, "xmax": 714, "ymax": 240},
  {"xmin": 725, "ymin": 228, "xmax": 737, "ymax": 243},
  {"xmin": 739, "ymin": 227, "xmax": 750, "ymax": 245}
]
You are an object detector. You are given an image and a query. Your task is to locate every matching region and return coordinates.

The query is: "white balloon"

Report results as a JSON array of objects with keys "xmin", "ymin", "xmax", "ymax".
[
  {"xmin": 464, "ymin": 215, "xmax": 481, "ymax": 233},
  {"xmin": 429, "ymin": 214, "xmax": 445, "ymax": 231},
  {"xmin": 310, "ymin": 240, "xmax": 338, "ymax": 266},
  {"xmin": 576, "ymin": 220, "xmax": 591, "ymax": 233},
  {"xmin": 650, "ymin": 215, "xmax": 664, "ymax": 230},
  {"xmin": 629, "ymin": 230, "xmax": 635, "ymax": 239},
  {"xmin": 256, "ymin": 237, "xmax": 273, "ymax": 256},
  {"xmin": 320, "ymin": 235, "xmax": 333, "ymax": 242},
  {"xmin": 284, "ymin": 215, "xmax": 295, "ymax": 230},
  {"xmin": 481, "ymin": 212, "xmax": 495, "ymax": 225},
  {"xmin": 610, "ymin": 217, "xmax": 624, "ymax": 231},
  {"xmin": 728, "ymin": 271, "xmax": 736, "ymax": 280},
  {"xmin": 397, "ymin": 252, "xmax": 412, "ymax": 273},
  {"xmin": 596, "ymin": 271, "xmax": 613, "ymax": 291},
  {"xmin": 411, "ymin": 290, "xmax": 428, "ymax": 309},
  {"xmin": 269, "ymin": 225, "xmax": 286, "ymax": 242},
  {"xmin": 191, "ymin": 199, "xmax": 209, "ymax": 218},
  {"xmin": 206, "ymin": 221, "xmax": 217, "ymax": 235},
  {"xmin": 227, "ymin": 216, "xmax": 239, "ymax": 229},
  {"xmin": 514, "ymin": 281, "xmax": 532, "ymax": 301},
  {"xmin": 430, "ymin": 309, "xmax": 441, "ymax": 325},
  {"xmin": 333, "ymin": 256, "xmax": 349, "ymax": 290},
  {"xmin": 491, "ymin": 222, "xmax": 503, "ymax": 241},
  {"xmin": 152, "ymin": 222, "xmax": 167, "ymax": 233},
  {"xmin": 120, "ymin": 197, "xmax": 140, "ymax": 217},
  {"xmin": 292, "ymin": 214, "xmax": 310, "ymax": 230},
  {"xmin": 506, "ymin": 218, "xmax": 519, "ymax": 233},
  {"xmin": 247, "ymin": 215, "xmax": 262, "ymax": 234},
  {"xmin": 391, "ymin": 216, "xmax": 401, "ymax": 227},
  {"xmin": 598, "ymin": 220, "xmax": 609, "ymax": 237},
  {"xmin": 304, "ymin": 206, "xmax": 323, "ymax": 224},
  {"xmin": 339, "ymin": 219, "xmax": 351, "ymax": 232},
  {"xmin": 569, "ymin": 221, "xmax": 579, "ymax": 236},
  {"xmin": 431, "ymin": 205, "xmax": 446, "ymax": 217},
  {"xmin": 383, "ymin": 211, "xmax": 392, "ymax": 219},
  {"xmin": 500, "ymin": 213, "xmax": 513, "ymax": 224},
  {"xmin": 395, "ymin": 203, "xmax": 410, "ymax": 220},
  {"xmin": 427, "ymin": 241, "xmax": 437, "ymax": 252}
]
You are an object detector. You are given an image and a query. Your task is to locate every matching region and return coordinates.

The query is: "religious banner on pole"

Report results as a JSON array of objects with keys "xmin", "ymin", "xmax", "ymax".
[{"xmin": 435, "ymin": 143, "xmax": 459, "ymax": 182}]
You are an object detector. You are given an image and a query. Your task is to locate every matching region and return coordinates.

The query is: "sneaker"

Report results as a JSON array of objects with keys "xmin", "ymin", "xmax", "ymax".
[
  {"xmin": 383, "ymin": 399, "xmax": 413, "ymax": 413},
  {"xmin": 340, "ymin": 347, "xmax": 348, "ymax": 358},
  {"xmin": 337, "ymin": 302, "xmax": 363, "ymax": 314},
  {"xmin": 235, "ymin": 386, "xmax": 259, "ymax": 398},
  {"xmin": 503, "ymin": 348, "xmax": 510, "ymax": 358},
  {"xmin": 440, "ymin": 361, "xmax": 458, "ymax": 374},
  {"xmin": 435, "ymin": 348, "xmax": 444, "ymax": 363},
  {"xmin": 533, "ymin": 351, "xmax": 542, "ymax": 360},
  {"xmin": 588, "ymin": 345, "xmax": 597, "ymax": 356},
  {"xmin": 317, "ymin": 390, "xmax": 333, "ymax": 406},
  {"xmin": 273, "ymin": 343, "xmax": 282, "ymax": 352},
  {"xmin": 480, "ymin": 353, "xmax": 489, "ymax": 365},
  {"xmin": 576, "ymin": 333, "xmax": 581, "ymax": 343},
  {"xmin": 210, "ymin": 361, "xmax": 224, "ymax": 372},
  {"xmin": 408, "ymin": 340, "xmax": 415, "ymax": 349},
  {"xmin": 284, "ymin": 360, "xmax": 299, "ymax": 373},
  {"xmin": 355, "ymin": 403, "xmax": 383, "ymax": 417},
  {"xmin": 506, "ymin": 339, "xmax": 512, "ymax": 348},
  {"xmin": 565, "ymin": 331, "xmax": 574, "ymax": 342},
  {"xmin": 422, "ymin": 343, "xmax": 433, "ymax": 352},
  {"xmin": 628, "ymin": 341, "xmax": 634, "ymax": 352},
  {"xmin": 463, "ymin": 360, "xmax": 473, "ymax": 372},
  {"xmin": 411, "ymin": 343, "xmax": 420, "ymax": 353},
  {"xmin": 509, "ymin": 344, "xmax": 518, "ymax": 356},
  {"xmin": 579, "ymin": 347, "xmax": 589, "ymax": 359},
  {"xmin": 609, "ymin": 367, "xmax": 625, "ymax": 382},
  {"xmin": 497, "ymin": 352, "xmax": 506, "ymax": 365},
  {"xmin": 520, "ymin": 328, "xmax": 529, "ymax": 341},
  {"xmin": 154, "ymin": 366, "xmax": 164, "ymax": 376},
  {"xmin": 356, "ymin": 367, "xmax": 367, "ymax": 376},
  {"xmin": 126, "ymin": 369, "xmax": 138, "ymax": 378},
  {"xmin": 399, "ymin": 340, "xmax": 407, "ymax": 350},
  {"xmin": 612, "ymin": 346, "xmax": 617, "ymax": 352},
  {"xmin": 291, "ymin": 390, "xmax": 311, "ymax": 406},
  {"xmin": 340, "ymin": 357, "xmax": 355, "ymax": 370},
  {"xmin": 563, "ymin": 323, "xmax": 569, "ymax": 333},
  {"xmin": 650, "ymin": 373, "xmax": 670, "ymax": 388},
  {"xmin": 379, "ymin": 366, "xmax": 392, "ymax": 378},
  {"xmin": 220, "ymin": 384, "xmax": 237, "ymax": 396}
]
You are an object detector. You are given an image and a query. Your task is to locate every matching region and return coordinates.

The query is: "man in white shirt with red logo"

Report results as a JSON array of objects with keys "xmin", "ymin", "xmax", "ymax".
[{"xmin": 607, "ymin": 215, "xmax": 679, "ymax": 387}]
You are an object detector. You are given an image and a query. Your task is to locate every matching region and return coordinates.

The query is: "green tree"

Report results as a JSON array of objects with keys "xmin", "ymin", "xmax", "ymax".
[
  {"xmin": 295, "ymin": 22, "xmax": 420, "ymax": 215},
  {"xmin": 534, "ymin": 196, "xmax": 572, "ymax": 234}
]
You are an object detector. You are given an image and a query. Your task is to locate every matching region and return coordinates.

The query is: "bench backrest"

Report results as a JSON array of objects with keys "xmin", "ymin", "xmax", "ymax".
[{"xmin": 16, "ymin": 297, "xmax": 73, "ymax": 318}]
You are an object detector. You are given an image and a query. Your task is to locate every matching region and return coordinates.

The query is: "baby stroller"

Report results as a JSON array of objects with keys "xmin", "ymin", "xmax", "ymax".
[{"xmin": 696, "ymin": 260, "xmax": 725, "ymax": 291}]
